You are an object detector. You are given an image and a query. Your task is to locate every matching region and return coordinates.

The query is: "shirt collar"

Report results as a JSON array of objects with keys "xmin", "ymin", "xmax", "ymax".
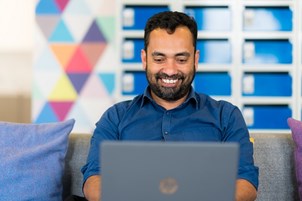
[{"xmin": 141, "ymin": 86, "xmax": 199, "ymax": 109}]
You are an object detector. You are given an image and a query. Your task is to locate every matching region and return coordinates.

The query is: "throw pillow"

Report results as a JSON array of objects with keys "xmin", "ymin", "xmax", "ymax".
[
  {"xmin": 0, "ymin": 119, "xmax": 75, "ymax": 201},
  {"xmin": 287, "ymin": 117, "xmax": 302, "ymax": 199}
]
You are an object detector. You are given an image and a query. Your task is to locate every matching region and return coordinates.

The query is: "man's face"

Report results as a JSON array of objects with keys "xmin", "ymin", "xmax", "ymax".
[{"xmin": 141, "ymin": 27, "xmax": 199, "ymax": 102}]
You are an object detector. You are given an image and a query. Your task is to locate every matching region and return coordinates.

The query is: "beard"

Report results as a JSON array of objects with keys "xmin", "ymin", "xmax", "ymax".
[{"xmin": 146, "ymin": 66, "xmax": 195, "ymax": 101}]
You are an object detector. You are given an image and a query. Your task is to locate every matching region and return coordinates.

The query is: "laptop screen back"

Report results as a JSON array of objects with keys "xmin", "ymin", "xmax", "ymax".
[{"xmin": 101, "ymin": 141, "xmax": 239, "ymax": 201}]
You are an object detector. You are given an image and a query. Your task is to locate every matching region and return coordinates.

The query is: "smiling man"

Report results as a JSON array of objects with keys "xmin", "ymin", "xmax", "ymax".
[
  {"xmin": 143, "ymin": 26, "xmax": 198, "ymax": 109},
  {"xmin": 78, "ymin": 11, "xmax": 259, "ymax": 201}
]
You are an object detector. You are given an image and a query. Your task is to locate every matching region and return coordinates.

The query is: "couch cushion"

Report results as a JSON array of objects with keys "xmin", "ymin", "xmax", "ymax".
[
  {"xmin": 287, "ymin": 117, "xmax": 302, "ymax": 200},
  {"xmin": 62, "ymin": 133, "xmax": 91, "ymax": 198},
  {"xmin": 0, "ymin": 119, "xmax": 75, "ymax": 201},
  {"xmin": 251, "ymin": 133, "xmax": 298, "ymax": 200}
]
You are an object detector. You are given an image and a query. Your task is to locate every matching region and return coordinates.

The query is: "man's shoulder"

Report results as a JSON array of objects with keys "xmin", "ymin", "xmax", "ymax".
[
  {"xmin": 195, "ymin": 92, "xmax": 237, "ymax": 110},
  {"xmin": 111, "ymin": 94, "xmax": 144, "ymax": 111}
]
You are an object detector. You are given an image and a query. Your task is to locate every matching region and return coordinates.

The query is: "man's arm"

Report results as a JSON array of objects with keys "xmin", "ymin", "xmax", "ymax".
[
  {"xmin": 235, "ymin": 179, "xmax": 257, "ymax": 201},
  {"xmin": 83, "ymin": 175, "xmax": 101, "ymax": 201}
]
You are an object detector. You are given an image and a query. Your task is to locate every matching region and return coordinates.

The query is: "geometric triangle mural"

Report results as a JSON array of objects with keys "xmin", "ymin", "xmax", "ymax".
[{"xmin": 34, "ymin": 0, "xmax": 117, "ymax": 133}]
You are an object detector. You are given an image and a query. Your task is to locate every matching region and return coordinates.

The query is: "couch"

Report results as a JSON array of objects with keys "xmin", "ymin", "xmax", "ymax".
[{"xmin": 63, "ymin": 133, "xmax": 300, "ymax": 200}]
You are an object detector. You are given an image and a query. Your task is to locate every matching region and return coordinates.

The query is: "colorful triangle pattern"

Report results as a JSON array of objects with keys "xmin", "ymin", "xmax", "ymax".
[
  {"xmin": 34, "ymin": 0, "xmax": 116, "ymax": 132},
  {"xmin": 55, "ymin": 0, "xmax": 70, "ymax": 12},
  {"xmin": 49, "ymin": 101, "xmax": 74, "ymax": 121},
  {"xmin": 36, "ymin": 0, "xmax": 60, "ymax": 15},
  {"xmin": 49, "ymin": 19, "xmax": 74, "ymax": 42}
]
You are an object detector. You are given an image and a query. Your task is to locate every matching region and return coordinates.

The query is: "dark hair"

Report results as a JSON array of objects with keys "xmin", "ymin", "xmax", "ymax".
[{"xmin": 144, "ymin": 11, "xmax": 197, "ymax": 52}]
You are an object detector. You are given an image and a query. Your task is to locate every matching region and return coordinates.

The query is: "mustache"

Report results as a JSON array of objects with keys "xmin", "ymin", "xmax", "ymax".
[{"xmin": 155, "ymin": 72, "xmax": 185, "ymax": 80}]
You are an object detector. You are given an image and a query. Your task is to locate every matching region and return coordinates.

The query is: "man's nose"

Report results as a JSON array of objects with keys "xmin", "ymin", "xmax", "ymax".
[{"xmin": 162, "ymin": 59, "xmax": 177, "ymax": 76}]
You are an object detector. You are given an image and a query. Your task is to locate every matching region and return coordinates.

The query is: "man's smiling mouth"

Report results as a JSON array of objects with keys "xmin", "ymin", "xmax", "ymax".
[{"xmin": 162, "ymin": 78, "xmax": 178, "ymax": 84}]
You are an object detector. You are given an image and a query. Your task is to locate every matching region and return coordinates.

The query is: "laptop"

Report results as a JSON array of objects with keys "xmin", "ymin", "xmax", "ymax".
[{"xmin": 101, "ymin": 141, "xmax": 239, "ymax": 201}]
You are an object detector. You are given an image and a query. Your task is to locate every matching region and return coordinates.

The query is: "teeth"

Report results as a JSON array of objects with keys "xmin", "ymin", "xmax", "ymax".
[{"xmin": 162, "ymin": 79, "xmax": 177, "ymax": 84}]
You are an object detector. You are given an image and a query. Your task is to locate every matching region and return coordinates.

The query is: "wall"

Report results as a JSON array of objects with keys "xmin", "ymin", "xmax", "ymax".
[{"xmin": 0, "ymin": 0, "xmax": 35, "ymax": 122}]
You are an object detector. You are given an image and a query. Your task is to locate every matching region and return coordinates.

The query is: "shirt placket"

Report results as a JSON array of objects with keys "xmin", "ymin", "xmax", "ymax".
[{"xmin": 162, "ymin": 111, "xmax": 171, "ymax": 141}]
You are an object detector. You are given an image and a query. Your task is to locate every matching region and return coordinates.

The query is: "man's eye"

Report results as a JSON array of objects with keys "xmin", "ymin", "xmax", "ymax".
[
  {"xmin": 154, "ymin": 57, "xmax": 165, "ymax": 63},
  {"xmin": 176, "ymin": 57, "xmax": 188, "ymax": 63}
]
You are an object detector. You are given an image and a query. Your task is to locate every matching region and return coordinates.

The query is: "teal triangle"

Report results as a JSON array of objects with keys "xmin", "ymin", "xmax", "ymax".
[
  {"xmin": 34, "ymin": 102, "xmax": 59, "ymax": 123},
  {"xmin": 64, "ymin": 0, "xmax": 91, "ymax": 15},
  {"xmin": 97, "ymin": 17, "xmax": 115, "ymax": 44},
  {"xmin": 36, "ymin": 0, "xmax": 60, "ymax": 15},
  {"xmin": 98, "ymin": 73, "xmax": 115, "ymax": 94},
  {"xmin": 49, "ymin": 19, "xmax": 74, "ymax": 42}
]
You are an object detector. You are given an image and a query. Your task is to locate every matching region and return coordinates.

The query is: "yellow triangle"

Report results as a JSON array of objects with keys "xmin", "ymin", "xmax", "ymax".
[
  {"xmin": 50, "ymin": 43, "xmax": 77, "ymax": 68},
  {"xmin": 48, "ymin": 74, "xmax": 77, "ymax": 101}
]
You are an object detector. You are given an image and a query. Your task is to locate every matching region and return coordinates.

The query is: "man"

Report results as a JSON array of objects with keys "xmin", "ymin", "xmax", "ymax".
[{"xmin": 81, "ymin": 11, "xmax": 258, "ymax": 201}]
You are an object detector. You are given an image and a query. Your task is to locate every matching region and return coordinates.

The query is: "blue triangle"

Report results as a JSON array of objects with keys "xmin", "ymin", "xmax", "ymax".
[
  {"xmin": 36, "ymin": 0, "xmax": 60, "ymax": 15},
  {"xmin": 99, "ymin": 73, "xmax": 115, "ymax": 94},
  {"xmin": 49, "ymin": 19, "xmax": 74, "ymax": 42},
  {"xmin": 34, "ymin": 102, "xmax": 59, "ymax": 123}
]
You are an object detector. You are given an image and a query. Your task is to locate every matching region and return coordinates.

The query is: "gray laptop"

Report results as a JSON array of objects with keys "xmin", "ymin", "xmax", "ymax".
[{"xmin": 101, "ymin": 141, "xmax": 239, "ymax": 201}]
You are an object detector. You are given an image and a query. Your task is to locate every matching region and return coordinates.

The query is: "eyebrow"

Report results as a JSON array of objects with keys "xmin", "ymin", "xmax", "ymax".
[
  {"xmin": 151, "ymin": 52, "xmax": 165, "ymax": 57},
  {"xmin": 151, "ymin": 51, "xmax": 191, "ymax": 57}
]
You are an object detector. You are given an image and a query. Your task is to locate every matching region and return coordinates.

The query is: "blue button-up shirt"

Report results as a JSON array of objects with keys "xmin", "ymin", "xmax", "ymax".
[{"xmin": 82, "ymin": 87, "xmax": 259, "ymax": 189}]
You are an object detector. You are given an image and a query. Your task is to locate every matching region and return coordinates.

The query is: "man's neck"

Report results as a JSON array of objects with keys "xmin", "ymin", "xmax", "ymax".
[{"xmin": 151, "ymin": 91, "xmax": 188, "ymax": 110}]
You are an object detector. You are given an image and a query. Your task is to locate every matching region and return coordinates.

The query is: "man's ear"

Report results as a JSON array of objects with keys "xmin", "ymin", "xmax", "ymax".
[
  {"xmin": 194, "ymin": 50, "xmax": 200, "ymax": 71},
  {"xmin": 141, "ymin": 49, "xmax": 147, "ymax": 70}
]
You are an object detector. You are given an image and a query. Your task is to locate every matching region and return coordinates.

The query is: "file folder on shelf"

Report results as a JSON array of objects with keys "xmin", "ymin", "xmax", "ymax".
[
  {"xmin": 243, "ymin": 39, "xmax": 292, "ymax": 64},
  {"xmin": 122, "ymin": 71, "xmax": 147, "ymax": 95},
  {"xmin": 194, "ymin": 72, "xmax": 231, "ymax": 96},
  {"xmin": 197, "ymin": 39, "xmax": 232, "ymax": 64},
  {"xmin": 122, "ymin": 39, "xmax": 144, "ymax": 63},
  {"xmin": 243, "ymin": 105, "xmax": 291, "ymax": 129},
  {"xmin": 122, "ymin": 5, "xmax": 169, "ymax": 30},
  {"xmin": 243, "ymin": 6, "xmax": 292, "ymax": 31},
  {"xmin": 185, "ymin": 6, "xmax": 231, "ymax": 31},
  {"xmin": 242, "ymin": 73, "xmax": 292, "ymax": 96}
]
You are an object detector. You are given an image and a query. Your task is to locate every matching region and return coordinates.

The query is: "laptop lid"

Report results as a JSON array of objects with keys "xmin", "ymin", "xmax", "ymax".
[{"xmin": 101, "ymin": 141, "xmax": 239, "ymax": 201}]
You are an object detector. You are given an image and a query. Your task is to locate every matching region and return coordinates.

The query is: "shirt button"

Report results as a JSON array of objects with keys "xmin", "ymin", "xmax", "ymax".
[{"xmin": 164, "ymin": 131, "xmax": 168, "ymax": 135}]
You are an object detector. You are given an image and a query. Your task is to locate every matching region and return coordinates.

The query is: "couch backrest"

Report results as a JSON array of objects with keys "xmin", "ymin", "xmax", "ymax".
[
  {"xmin": 63, "ymin": 134, "xmax": 91, "ymax": 199},
  {"xmin": 63, "ymin": 133, "xmax": 299, "ymax": 200},
  {"xmin": 251, "ymin": 133, "xmax": 299, "ymax": 201}
]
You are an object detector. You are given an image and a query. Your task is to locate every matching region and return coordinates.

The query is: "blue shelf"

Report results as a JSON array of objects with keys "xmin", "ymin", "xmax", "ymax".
[
  {"xmin": 244, "ymin": 105, "xmax": 291, "ymax": 129},
  {"xmin": 194, "ymin": 72, "xmax": 231, "ymax": 96},
  {"xmin": 185, "ymin": 6, "xmax": 231, "ymax": 31},
  {"xmin": 243, "ymin": 39, "xmax": 292, "ymax": 64},
  {"xmin": 122, "ymin": 39, "xmax": 144, "ymax": 63},
  {"xmin": 122, "ymin": 5, "xmax": 169, "ymax": 30},
  {"xmin": 122, "ymin": 71, "xmax": 147, "ymax": 95},
  {"xmin": 242, "ymin": 73, "xmax": 292, "ymax": 96},
  {"xmin": 244, "ymin": 6, "xmax": 293, "ymax": 31},
  {"xmin": 197, "ymin": 39, "xmax": 231, "ymax": 64}
]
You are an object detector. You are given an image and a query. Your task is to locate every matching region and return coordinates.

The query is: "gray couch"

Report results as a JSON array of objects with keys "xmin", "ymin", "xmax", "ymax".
[{"xmin": 62, "ymin": 133, "xmax": 299, "ymax": 200}]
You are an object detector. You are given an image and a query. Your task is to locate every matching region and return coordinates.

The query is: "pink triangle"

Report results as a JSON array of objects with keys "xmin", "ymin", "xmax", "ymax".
[
  {"xmin": 55, "ymin": 0, "xmax": 70, "ymax": 12},
  {"xmin": 66, "ymin": 47, "xmax": 92, "ymax": 73},
  {"xmin": 80, "ymin": 43, "xmax": 107, "ymax": 67},
  {"xmin": 49, "ymin": 101, "xmax": 74, "ymax": 121}
]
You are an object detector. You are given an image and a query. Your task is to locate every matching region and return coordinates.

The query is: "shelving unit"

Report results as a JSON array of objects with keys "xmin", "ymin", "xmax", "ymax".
[{"xmin": 116, "ymin": 0, "xmax": 301, "ymax": 133}]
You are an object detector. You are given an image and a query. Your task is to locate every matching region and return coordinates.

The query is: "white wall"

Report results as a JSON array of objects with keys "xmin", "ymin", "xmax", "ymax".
[{"xmin": 0, "ymin": 0, "xmax": 35, "ymax": 95}]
